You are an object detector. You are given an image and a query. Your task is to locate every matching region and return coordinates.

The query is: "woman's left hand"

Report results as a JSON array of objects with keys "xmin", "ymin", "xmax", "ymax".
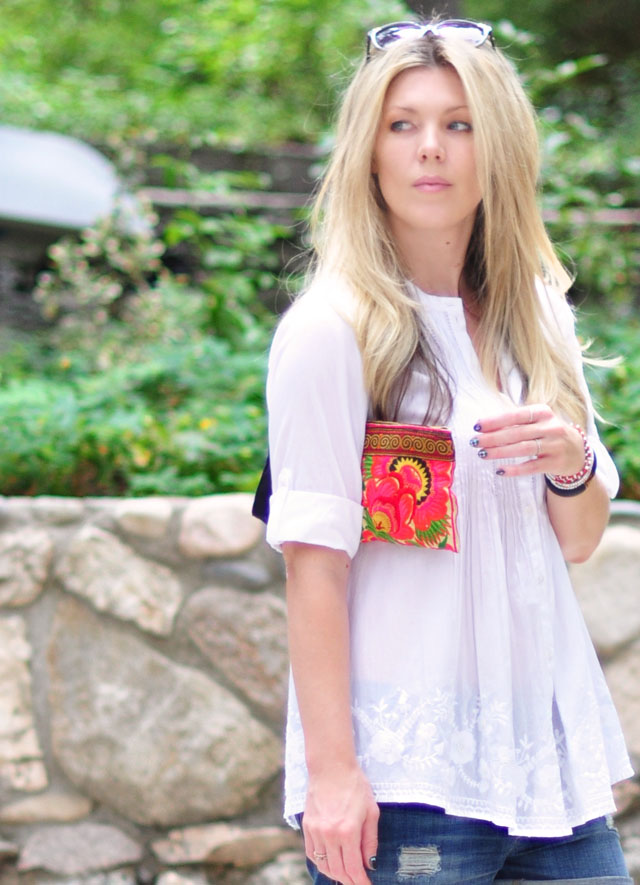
[{"xmin": 470, "ymin": 403, "xmax": 585, "ymax": 478}]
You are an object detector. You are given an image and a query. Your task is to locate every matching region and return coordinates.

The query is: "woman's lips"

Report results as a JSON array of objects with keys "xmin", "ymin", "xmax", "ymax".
[{"xmin": 413, "ymin": 176, "xmax": 452, "ymax": 192}]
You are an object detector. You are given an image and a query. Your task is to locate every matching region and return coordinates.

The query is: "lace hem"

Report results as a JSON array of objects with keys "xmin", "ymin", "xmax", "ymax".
[{"xmin": 284, "ymin": 767, "xmax": 632, "ymax": 836}]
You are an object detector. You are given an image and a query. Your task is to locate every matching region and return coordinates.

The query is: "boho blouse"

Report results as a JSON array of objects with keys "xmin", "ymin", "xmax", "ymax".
[{"xmin": 265, "ymin": 275, "xmax": 632, "ymax": 837}]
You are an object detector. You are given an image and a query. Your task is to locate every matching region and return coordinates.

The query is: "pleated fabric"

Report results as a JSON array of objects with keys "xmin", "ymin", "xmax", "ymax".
[{"xmin": 266, "ymin": 277, "xmax": 632, "ymax": 837}]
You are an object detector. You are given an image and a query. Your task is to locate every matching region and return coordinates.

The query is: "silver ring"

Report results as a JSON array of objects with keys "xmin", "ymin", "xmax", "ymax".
[
  {"xmin": 528, "ymin": 406, "xmax": 535, "ymax": 424},
  {"xmin": 535, "ymin": 438, "xmax": 542, "ymax": 456},
  {"xmin": 313, "ymin": 852, "xmax": 328, "ymax": 862}
]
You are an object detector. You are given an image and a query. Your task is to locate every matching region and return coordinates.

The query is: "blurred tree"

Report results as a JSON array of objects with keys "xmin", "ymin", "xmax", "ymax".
[
  {"xmin": 464, "ymin": 0, "xmax": 639, "ymax": 67},
  {"xmin": 403, "ymin": 0, "xmax": 462, "ymax": 16},
  {"xmin": 464, "ymin": 0, "xmax": 639, "ymax": 118}
]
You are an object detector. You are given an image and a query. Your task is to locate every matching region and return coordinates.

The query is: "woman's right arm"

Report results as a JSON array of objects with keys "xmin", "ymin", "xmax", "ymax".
[{"xmin": 283, "ymin": 540, "xmax": 379, "ymax": 885}]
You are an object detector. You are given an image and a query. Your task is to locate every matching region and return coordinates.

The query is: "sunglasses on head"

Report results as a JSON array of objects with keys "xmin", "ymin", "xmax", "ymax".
[{"xmin": 366, "ymin": 19, "xmax": 495, "ymax": 61}]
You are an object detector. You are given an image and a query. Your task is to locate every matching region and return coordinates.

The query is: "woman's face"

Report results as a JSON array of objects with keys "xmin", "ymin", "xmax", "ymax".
[{"xmin": 372, "ymin": 65, "xmax": 482, "ymax": 245}]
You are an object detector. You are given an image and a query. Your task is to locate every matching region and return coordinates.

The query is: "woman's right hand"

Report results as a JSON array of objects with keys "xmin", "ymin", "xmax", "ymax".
[{"xmin": 302, "ymin": 762, "xmax": 379, "ymax": 885}]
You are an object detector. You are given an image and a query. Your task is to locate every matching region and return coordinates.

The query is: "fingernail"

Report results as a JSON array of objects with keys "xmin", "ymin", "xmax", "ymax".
[
  {"xmin": 369, "ymin": 856, "xmax": 377, "ymax": 871},
  {"xmin": 496, "ymin": 468, "xmax": 505, "ymax": 476},
  {"xmin": 469, "ymin": 437, "xmax": 479, "ymax": 447},
  {"xmin": 473, "ymin": 422, "xmax": 482, "ymax": 432},
  {"xmin": 478, "ymin": 449, "xmax": 488, "ymax": 459}
]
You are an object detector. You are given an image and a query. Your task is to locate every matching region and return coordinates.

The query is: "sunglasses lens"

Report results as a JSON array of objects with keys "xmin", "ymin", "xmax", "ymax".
[
  {"xmin": 437, "ymin": 21, "xmax": 490, "ymax": 45},
  {"xmin": 373, "ymin": 22, "xmax": 421, "ymax": 50},
  {"xmin": 367, "ymin": 19, "xmax": 493, "ymax": 56}
]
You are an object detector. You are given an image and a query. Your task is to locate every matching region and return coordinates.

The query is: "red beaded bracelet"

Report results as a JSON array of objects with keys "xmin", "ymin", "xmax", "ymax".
[{"xmin": 545, "ymin": 425, "xmax": 596, "ymax": 494}]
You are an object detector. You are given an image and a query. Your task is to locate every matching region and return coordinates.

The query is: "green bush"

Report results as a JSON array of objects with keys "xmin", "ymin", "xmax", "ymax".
[
  {"xmin": 0, "ymin": 282, "xmax": 271, "ymax": 497},
  {"xmin": 0, "ymin": 177, "xmax": 288, "ymax": 497},
  {"xmin": 578, "ymin": 305, "xmax": 640, "ymax": 500}
]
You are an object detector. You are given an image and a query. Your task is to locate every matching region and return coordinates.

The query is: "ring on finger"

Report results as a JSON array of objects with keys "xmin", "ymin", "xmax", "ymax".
[
  {"xmin": 313, "ymin": 851, "xmax": 328, "ymax": 862},
  {"xmin": 535, "ymin": 438, "xmax": 542, "ymax": 457},
  {"xmin": 528, "ymin": 406, "xmax": 535, "ymax": 424}
]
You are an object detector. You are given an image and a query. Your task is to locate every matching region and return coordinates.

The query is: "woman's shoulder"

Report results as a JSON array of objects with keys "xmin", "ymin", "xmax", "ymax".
[{"xmin": 270, "ymin": 273, "xmax": 360, "ymax": 360}]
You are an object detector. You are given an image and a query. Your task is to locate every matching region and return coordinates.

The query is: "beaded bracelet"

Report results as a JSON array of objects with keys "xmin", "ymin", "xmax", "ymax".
[{"xmin": 544, "ymin": 425, "xmax": 597, "ymax": 497}]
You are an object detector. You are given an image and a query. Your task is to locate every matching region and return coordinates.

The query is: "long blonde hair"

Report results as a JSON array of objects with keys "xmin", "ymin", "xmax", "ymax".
[{"xmin": 307, "ymin": 29, "xmax": 588, "ymax": 426}]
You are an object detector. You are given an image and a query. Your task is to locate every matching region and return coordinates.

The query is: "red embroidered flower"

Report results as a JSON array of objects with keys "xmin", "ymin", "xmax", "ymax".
[
  {"xmin": 360, "ymin": 422, "xmax": 458, "ymax": 551},
  {"xmin": 362, "ymin": 474, "xmax": 416, "ymax": 542},
  {"xmin": 412, "ymin": 458, "xmax": 454, "ymax": 533}
]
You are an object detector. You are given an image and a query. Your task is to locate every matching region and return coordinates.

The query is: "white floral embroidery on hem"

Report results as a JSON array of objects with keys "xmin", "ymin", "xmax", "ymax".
[{"xmin": 283, "ymin": 684, "xmax": 633, "ymax": 837}]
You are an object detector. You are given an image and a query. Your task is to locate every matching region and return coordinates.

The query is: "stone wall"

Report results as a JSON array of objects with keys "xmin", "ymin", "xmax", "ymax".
[{"xmin": 0, "ymin": 495, "xmax": 638, "ymax": 885}]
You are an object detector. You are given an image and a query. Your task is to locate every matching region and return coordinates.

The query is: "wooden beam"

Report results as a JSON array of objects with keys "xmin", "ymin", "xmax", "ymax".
[{"xmin": 140, "ymin": 187, "xmax": 640, "ymax": 227}]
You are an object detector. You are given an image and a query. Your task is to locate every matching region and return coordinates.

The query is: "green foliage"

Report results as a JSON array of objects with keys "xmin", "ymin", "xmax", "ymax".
[
  {"xmin": 540, "ymin": 108, "xmax": 640, "ymax": 304},
  {"xmin": 482, "ymin": 22, "xmax": 640, "ymax": 305},
  {"xmin": 0, "ymin": 281, "xmax": 271, "ymax": 497},
  {"xmin": 578, "ymin": 306, "xmax": 640, "ymax": 500},
  {"xmin": 0, "ymin": 173, "xmax": 290, "ymax": 496},
  {"xmin": 0, "ymin": 0, "xmax": 408, "ymax": 143},
  {"xmin": 33, "ymin": 197, "xmax": 165, "ymax": 327},
  {"xmin": 163, "ymin": 208, "xmax": 287, "ymax": 344}
]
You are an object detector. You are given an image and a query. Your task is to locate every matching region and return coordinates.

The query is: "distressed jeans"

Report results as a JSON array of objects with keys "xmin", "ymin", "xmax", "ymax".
[{"xmin": 304, "ymin": 803, "xmax": 632, "ymax": 884}]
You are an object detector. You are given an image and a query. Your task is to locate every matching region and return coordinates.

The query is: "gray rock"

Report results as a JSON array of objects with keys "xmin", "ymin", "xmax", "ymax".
[
  {"xmin": 202, "ymin": 559, "xmax": 273, "ymax": 591},
  {"xmin": 613, "ymin": 778, "xmax": 640, "ymax": 819},
  {"xmin": 18, "ymin": 823, "xmax": 143, "ymax": 875},
  {"xmin": 47, "ymin": 597, "xmax": 282, "ymax": 826},
  {"xmin": 570, "ymin": 525, "xmax": 640, "ymax": 657},
  {"xmin": 55, "ymin": 525, "xmax": 183, "ymax": 636},
  {"xmin": 246, "ymin": 850, "xmax": 308, "ymax": 885},
  {"xmin": 179, "ymin": 495, "xmax": 264, "ymax": 559},
  {"xmin": 0, "ymin": 790, "xmax": 92, "ymax": 824},
  {"xmin": 183, "ymin": 587, "xmax": 288, "ymax": 724},
  {"xmin": 618, "ymin": 819, "xmax": 640, "ymax": 882},
  {"xmin": 0, "ymin": 615, "xmax": 48, "ymax": 793},
  {"xmin": 0, "ymin": 840, "xmax": 18, "ymax": 861},
  {"xmin": 152, "ymin": 823, "xmax": 300, "ymax": 867},
  {"xmin": 604, "ymin": 638, "xmax": 640, "ymax": 758},
  {"xmin": 114, "ymin": 498, "xmax": 173, "ymax": 539},
  {"xmin": 156, "ymin": 873, "xmax": 208, "ymax": 885},
  {"xmin": 30, "ymin": 496, "xmax": 85, "ymax": 525},
  {"xmin": 0, "ymin": 528, "xmax": 53, "ymax": 607}
]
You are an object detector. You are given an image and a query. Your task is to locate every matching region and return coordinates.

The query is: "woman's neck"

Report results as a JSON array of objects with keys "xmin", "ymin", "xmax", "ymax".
[{"xmin": 391, "ymin": 219, "xmax": 474, "ymax": 298}]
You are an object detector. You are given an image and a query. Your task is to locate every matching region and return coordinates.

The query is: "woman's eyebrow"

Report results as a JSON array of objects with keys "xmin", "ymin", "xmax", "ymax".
[{"xmin": 386, "ymin": 103, "xmax": 470, "ymax": 113}]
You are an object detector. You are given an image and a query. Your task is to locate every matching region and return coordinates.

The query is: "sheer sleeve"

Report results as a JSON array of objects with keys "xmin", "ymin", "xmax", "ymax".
[{"xmin": 265, "ymin": 287, "xmax": 368, "ymax": 558}]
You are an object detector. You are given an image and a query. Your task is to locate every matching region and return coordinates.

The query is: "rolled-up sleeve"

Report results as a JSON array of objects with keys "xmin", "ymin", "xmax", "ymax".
[{"xmin": 266, "ymin": 287, "xmax": 368, "ymax": 558}]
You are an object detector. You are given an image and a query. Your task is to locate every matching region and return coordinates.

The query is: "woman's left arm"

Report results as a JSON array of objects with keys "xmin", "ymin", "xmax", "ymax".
[{"xmin": 472, "ymin": 405, "xmax": 609, "ymax": 563}]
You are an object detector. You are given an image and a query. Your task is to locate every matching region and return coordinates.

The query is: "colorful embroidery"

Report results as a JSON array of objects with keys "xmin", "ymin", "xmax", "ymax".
[{"xmin": 361, "ymin": 421, "xmax": 459, "ymax": 551}]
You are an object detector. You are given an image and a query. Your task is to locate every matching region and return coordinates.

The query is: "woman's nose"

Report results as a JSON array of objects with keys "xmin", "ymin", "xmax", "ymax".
[{"xmin": 418, "ymin": 126, "xmax": 444, "ymax": 161}]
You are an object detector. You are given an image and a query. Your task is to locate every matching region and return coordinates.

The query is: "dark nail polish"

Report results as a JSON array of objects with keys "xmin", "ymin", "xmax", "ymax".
[
  {"xmin": 473, "ymin": 422, "xmax": 482, "ymax": 432},
  {"xmin": 496, "ymin": 468, "xmax": 505, "ymax": 476},
  {"xmin": 478, "ymin": 449, "xmax": 488, "ymax": 459},
  {"xmin": 469, "ymin": 437, "xmax": 479, "ymax": 447},
  {"xmin": 369, "ymin": 856, "xmax": 377, "ymax": 871}
]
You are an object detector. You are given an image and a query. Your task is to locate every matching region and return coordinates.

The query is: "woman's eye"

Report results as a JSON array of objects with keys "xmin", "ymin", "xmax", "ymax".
[
  {"xmin": 390, "ymin": 120, "xmax": 412, "ymax": 132},
  {"xmin": 449, "ymin": 120, "xmax": 472, "ymax": 132}
]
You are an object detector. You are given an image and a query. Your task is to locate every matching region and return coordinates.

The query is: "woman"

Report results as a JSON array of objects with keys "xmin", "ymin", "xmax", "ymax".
[{"xmin": 264, "ymin": 19, "xmax": 633, "ymax": 885}]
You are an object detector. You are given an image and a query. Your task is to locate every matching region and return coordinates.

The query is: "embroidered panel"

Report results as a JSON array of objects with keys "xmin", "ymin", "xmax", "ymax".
[{"xmin": 361, "ymin": 421, "xmax": 459, "ymax": 551}]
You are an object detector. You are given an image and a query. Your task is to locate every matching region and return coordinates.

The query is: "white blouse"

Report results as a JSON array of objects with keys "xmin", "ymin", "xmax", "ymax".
[{"xmin": 266, "ymin": 275, "xmax": 632, "ymax": 837}]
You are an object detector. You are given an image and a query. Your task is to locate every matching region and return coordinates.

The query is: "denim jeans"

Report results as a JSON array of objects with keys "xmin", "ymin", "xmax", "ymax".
[{"xmin": 304, "ymin": 803, "xmax": 632, "ymax": 884}]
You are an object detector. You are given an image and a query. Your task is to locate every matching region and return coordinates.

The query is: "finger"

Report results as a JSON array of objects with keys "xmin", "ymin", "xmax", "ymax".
[
  {"xmin": 361, "ymin": 804, "xmax": 379, "ymax": 871},
  {"xmin": 477, "ymin": 437, "xmax": 543, "ymax": 461},
  {"xmin": 474, "ymin": 404, "xmax": 552, "ymax": 434},
  {"xmin": 324, "ymin": 844, "xmax": 351, "ymax": 885},
  {"xmin": 342, "ymin": 840, "xmax": 371, "ymax": 884},
  {"xmin": 302, "ymin": 822, "xmax": 316, "ymax": 862}
]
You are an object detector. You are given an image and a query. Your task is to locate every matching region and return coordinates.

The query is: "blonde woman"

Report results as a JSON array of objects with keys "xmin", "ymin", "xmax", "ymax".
[{"xmin": 263, "ymin": 19, "xmax": 633, "ymax": 885}]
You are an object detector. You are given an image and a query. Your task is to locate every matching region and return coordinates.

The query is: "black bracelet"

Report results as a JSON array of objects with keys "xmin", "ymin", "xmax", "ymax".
[{"xmin": 544, "ymin": 451, "xmax": 597, "ymax": 497}]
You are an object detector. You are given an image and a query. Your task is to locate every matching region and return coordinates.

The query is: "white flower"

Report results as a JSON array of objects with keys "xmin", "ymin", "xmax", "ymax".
[
  {"xmin": 416, "ymin": 722, "xmax": 437, "ymax": 745},
  {"xmin": 370, "ymin": 730, "xmax": 404, "ymax": 765},
  {"xmin": 449, "ymin": 729, "xmax": 476, "ymax": 765}
]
